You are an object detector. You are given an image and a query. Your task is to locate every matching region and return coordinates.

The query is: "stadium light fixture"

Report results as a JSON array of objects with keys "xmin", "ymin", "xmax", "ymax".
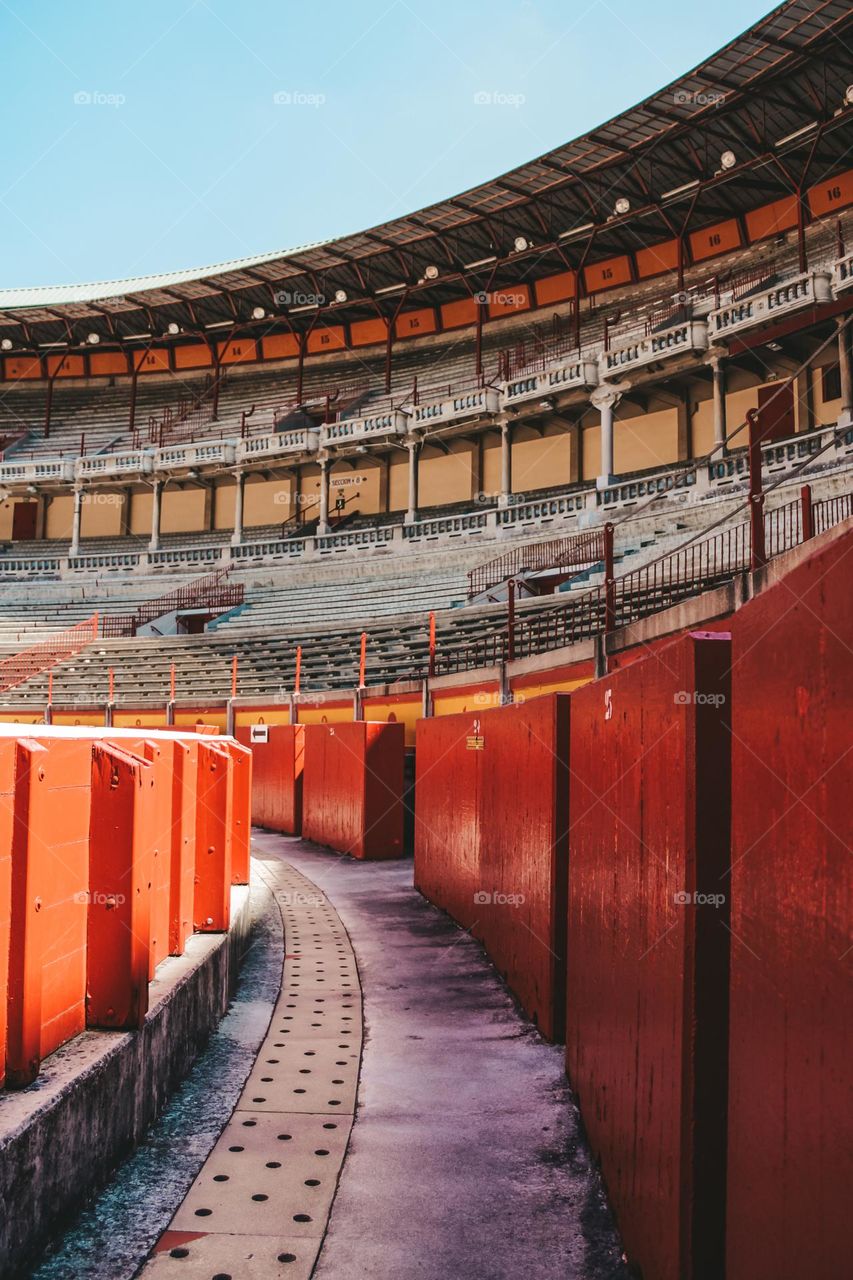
[
  {"xmin": 86, "ymin": 332, "xmax": 100, "ymax": 345},
  {"xmin": 334, "ymin": 289, "xmax": 348, "ymax": 304},
  {"xmin": 166, "ymin": 322, "xmax": 180, "ymax": 335},
  {"xmin": 0, "ymin": 338, "xmax": 12, "ymax": 351},
  {"xmin": 614, "ymin": 197, "xmax": 631, "ymax": 215},
  {"xmin": 251, "ymin": 306, "xmax": 266, "ymax": 320},
  {"xmin": 513, "ymin": 236, "xmax": 529, "ymax": 253},
  {"xmin": 720, "ymin": 150, "xmax": 737, "ymax": 170},
  {"xmin": 845, "ymin": 85, "xmax": 853, "ymax": 107},
  {"xmin": 424, "ymin": 264, "xmax": 439, "ymax": 280}
]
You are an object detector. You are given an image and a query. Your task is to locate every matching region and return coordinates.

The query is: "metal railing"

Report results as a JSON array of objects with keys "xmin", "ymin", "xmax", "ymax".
[
  {"xmin": 101, "ymin": 567, "xmax": 243, "ymax": 637},
  {"xmin": 435, "ymin": 488, "xmax": 850, "ymax": 675},
  {"xmin": 0, "ymin": 613, "xmax": 99, "ymax": 693},
  {"xmin": 467, "ymin": 530, "xmax": 606, "ymax": 598}
]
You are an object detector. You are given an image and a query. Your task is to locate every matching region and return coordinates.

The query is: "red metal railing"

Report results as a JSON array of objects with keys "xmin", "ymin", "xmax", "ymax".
[
  {"xmin": 434, "ymin": 491, "xmax": 849, "ymax": 676},
  {"xmin": 101, "ymin": 568, "xmax": 243, "ymax": 638},
  {"xmin": 813, "ymin": 492, "xmax": 853, "ymax": 536},
  {"xmin": 0, "ymin": 614, "xmax": 99, "ymax": 693},
  {"xmin": 467, "ymin": 530, "xmax": 606, "ymax": 598}
]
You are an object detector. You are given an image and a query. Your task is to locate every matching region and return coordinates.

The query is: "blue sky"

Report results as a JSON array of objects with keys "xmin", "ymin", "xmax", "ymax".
[{"xmin": 0, "ymin": 0, "xmax": 773, "ymax": 288}]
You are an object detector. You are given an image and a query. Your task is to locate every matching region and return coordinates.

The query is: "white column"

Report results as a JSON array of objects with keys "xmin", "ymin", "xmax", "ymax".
[
  {"xmin": 405, "ymin": 439, "xmax": 419, "ymax": 524},
  {"xmin": 498, "ymin": 420, "xmax": 512, "ymax": 508},
  {"xmin": 710, "ymin": 355, "xmax": 727, "ymax": 454},
  {"xmin": 317, "ymin": 457, "xmax": 330, "ymax": 535},
  {"xmin": 838, "ymin": 318, "xmax": 853, "ymax": 428},
  {"xmin": 69, "ymin": 487, "xmax": 83, "ymax": 556},
  {"xmin": 149, "ymin": 479, "xmax": 162, "ymax": 552},
  {"xmin": 591, "ymin": 386, "xmax": 624, "ymax": 490},
  {"xmin": 231, "ymin": 470, "xmax": 245, "ymax": 546}
]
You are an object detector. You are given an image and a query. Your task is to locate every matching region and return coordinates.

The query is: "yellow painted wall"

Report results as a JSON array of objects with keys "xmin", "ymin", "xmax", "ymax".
[
  {"xmin": 511, "ymin": 424, "xmax": 573, "ymax": 492},
  {"xmin": 244, "ymin": 474, "xmax": 297, "ymax": 527},
  {"xmin": 362, "ymin": 698, "xmax": 421, "ymax": 747},
  {"xmin": 432, "ymin": 687, "xmax": 502, "ymax": 717},
  {"xmin": 691, "ymin": 398, "xmax": 716, "ymax": 457},
  {"xmin": 510, "ymin": 674, "xmax": 593, "ymax": 700},
  {"xmin": 80, "ymin": 492, "xmax": 125, "ymax": 538},
  {"xmin": 112, "ymin": 711, "xmax": 172, "ymax": 732},
  {"xmin": 130, "ymin": 488, "xmax": 152, "ymax": 536},
  {"xmin": 481, "ymin": 433, "xmax": 501, "ymax": 499},
  {"xmin": 299, "ymin": 461, "xmax": 384, "ymax": 518},
  {"xmin": 46, "ymin": 493, "xmax": 73, "ymax": 539},
  {"xmin": 0, "ymin": 711, "xmax": 47, "ymax": 724},
  {"xmin": 419, "ymin": 440, "xmax": 476, "ymax": 508},
  {"xmin": 161, "ymin": 487, "xmax": 208, "ymax": 534},
  {"xmin": 173, "ymin": 709, "xmax": 228, "ymax": 731},
  {"xmin": 388, "ymin": 454, "xmax": 408, "ymax": 512},
  {"xmin": 0, "ymin": 497, "xmax": 39, "ymax": 539},
  {"xmin": 813, "ymin": 364, "xmax": 842, "ymax": 427},
  {"xmin": 51, "ymin": 711, "xmax": 108, "ymax": 725},
  {"xmin": 296, "ymin": 703, "xmax": 354, "ymax": 726},
  {"xmin": 582, "ymin": 424, "xmax": 600, "ymax": 479},
  {"xmin": 234, "ymin": 706, "xmax": 292, "ymax": 728},
  {"xmin": 614, "ymin": 407, "xmax": 680, "ymax": 472}
]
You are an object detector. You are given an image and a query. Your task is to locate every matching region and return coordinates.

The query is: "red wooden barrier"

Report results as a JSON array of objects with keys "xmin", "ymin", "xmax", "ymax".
[
  {"xmin": 415, "ymin": 695, "xmax": 571, "ymax": 1041},
  {"xmin": 566, "ymin": 632, "xmax": 731, "ymax": 1280},
  {"xmin": 88, "ymin": 743, "xmax": 154, "ymax": 1029},
  {"xmin": 6, "ymin": 738, "xmax": 91, "ymax": 1087},
  {"xmin": 302, "ymin": 722, "xmax": 404, "ymax": 859},
  {"xmin": 479, "ymin": 695, "xmax": 570, "ymax": 1041},
  {"xmin": 726, "ymin": 533, "xmax": 852, "ymax": 1280},
  {"xmin": 193, "ymin": 741, "xmax": 232, "ymax": 930},
  {"xmin": 414, "ymin": 712, "xmax": 482, "ymax": 925},
  {"xmin": 217, "ymin": 738, "xmax": 252, "ymax": 884},
  {"xmin": 0, "ymin": 740, "xmax": 15, "ymax": 1088},
  {"xmin": 237, "ymin": 724, "xmax": 305, "ymax": 835}
]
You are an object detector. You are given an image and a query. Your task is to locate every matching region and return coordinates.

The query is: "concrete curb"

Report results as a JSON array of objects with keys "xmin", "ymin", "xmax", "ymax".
[{"xmin": 0, "ymin": 885, "xmax": 252, "ymax": 1278}]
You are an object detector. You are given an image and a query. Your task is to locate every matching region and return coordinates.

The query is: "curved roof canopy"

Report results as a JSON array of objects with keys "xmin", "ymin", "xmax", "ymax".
[{"xmin": 1, "ymin": 0, "xmax": 851, "ymax": 350}]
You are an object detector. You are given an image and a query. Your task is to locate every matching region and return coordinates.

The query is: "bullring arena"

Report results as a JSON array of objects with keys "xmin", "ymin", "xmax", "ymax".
[{"xmin": 0, "ymin": 2, "xmax": 850, "ymax": 1277}]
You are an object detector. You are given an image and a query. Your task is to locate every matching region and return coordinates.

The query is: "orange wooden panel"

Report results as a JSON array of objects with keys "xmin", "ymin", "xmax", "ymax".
[
  {"xmin": 441, "ymin": 297, "xmax": 479, "ymax": 330},
  {"xmin": 261, "ymin": 332, "xmax": 300, "ymax": 360},
  {"xmin": 89, "ymin": 350, "xmax": 129, "ymax": 377},
  {"xmin": 689, "ymin": 218, "xmax": 742, "ymax": 262},
  {"xmin": 807, "ymin": 167, "xmax": 853, "ymax": 218},
  {"xmin": 193, "ymin": 741, "xmax": 232, "ymax": 931},
  {"xmin": 636, "ymin": 238, "xmax": 680, "ymax": 280},
  {"xmin": 217, "ymin": 338, "xmax": 257, "ymax": 365},
  {"xmin": 745, "ymin": 196, "xmax": 799, "ymax": 242},
  {"xmin": 584, "ymin": 255, "xmax": 633, "ymax": 294},
  {"xmin": 307, "ymin": 325, "xmax": 346, "ymax": 354},
  {"xmin": 488, "ymin": 284, "xmax": 531, "ymax": 318},
  {"xmin": 46, "ymin": 354, "xmax": 85, "ymax": 378},
  {"xmin": 534, "ymin": 270, "xmax": 576, "ymax": 306},
  {"xmin": 350, "ymin": 317, "xmax": 388, "ymax": 348},
  {"xmin": 88, "ymin": 743, "xmax": 153, "ymax": 1029},
  {"xmin": 235, "ymin": 724, "xmax": 304, "ymax": 835},
  {"xmin": 3, "ymin": 355, "xmax": 42, "ymax": 380},
  {"xmin": 169, "ymin": 739, "xmax": 197, "ymax": 955},
  {"xmin": 217, "ymin": 737, "xmax": 252, "ymax": 885},
  {"xmin": 0, "ymin": 740, "xmax": 15, "ymax": 1088},
  {"xmin": 6, "ymin": 738, "xmax": 91, "ymax": 1086},
  {"xmin": 136, "ymin": 348, "xmax": 171, "ymax": 374},
  {"xmin": 139, "ymin": 739, "xmax": 175, "ymax": 973},
  {"xmin": 395, "ymin": 308, "xmax": 437, "ymax": 339},
  {"xmin": 174, "ymin": 342, "xmax": 213, "ymax": 370}
]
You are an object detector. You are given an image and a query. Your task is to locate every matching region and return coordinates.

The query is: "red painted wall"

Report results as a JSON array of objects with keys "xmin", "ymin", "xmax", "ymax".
[
  {"xmin": 726, "ymin": 534, "xmax": 852, "ymax": 1280},
  {"xmin": 567, "ymin": 632, "xmax": 731, "ymax": 1280},
  {"xmin": 302, "ymin": 722, "xmax": 404, "ymax": 859}
]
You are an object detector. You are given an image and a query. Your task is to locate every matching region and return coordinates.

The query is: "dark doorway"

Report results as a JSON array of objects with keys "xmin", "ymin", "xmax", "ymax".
[
  {"xmin": 12, "ymin": 502, "xmax": 37, "ymax": 540},
  {"xmin": 757, "ymin": 381, "xmax": 796, "ymax": 444}
]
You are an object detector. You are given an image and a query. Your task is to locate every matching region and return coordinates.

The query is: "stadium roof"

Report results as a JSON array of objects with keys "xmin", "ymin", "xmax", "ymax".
[{"xmin": 1, "ymin": 0, "xmax": 852, "ymax": 349}]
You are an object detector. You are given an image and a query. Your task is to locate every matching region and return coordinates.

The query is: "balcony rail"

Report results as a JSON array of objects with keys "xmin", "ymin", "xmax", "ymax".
[
  {"xmin": 468, "ymin": 530, "xmax": 606, "ymax": 598},
  {"xmin": 708, "ymin": 270, "xmax": 832, "ymax": 339},
  {"xmin": 101, "ymin": 567, "xmax": 243, "ymax": 637},
  {"xmin": 0, "ymin": 613, "xmax": 98, "ymax": 693}
]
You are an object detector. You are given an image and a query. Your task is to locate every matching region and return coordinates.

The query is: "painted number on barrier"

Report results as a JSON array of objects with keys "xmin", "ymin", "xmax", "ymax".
[
  {"xmin": 250, "ymin": 724, "xmax": 269, "ymax": 743},
  {"xmin": 466, "ymin": 717, "xmax": 484, "ymax": 750},
  {"xmin": 604, "ymin": 689, "xmax": 613, "ymax": 721}
]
